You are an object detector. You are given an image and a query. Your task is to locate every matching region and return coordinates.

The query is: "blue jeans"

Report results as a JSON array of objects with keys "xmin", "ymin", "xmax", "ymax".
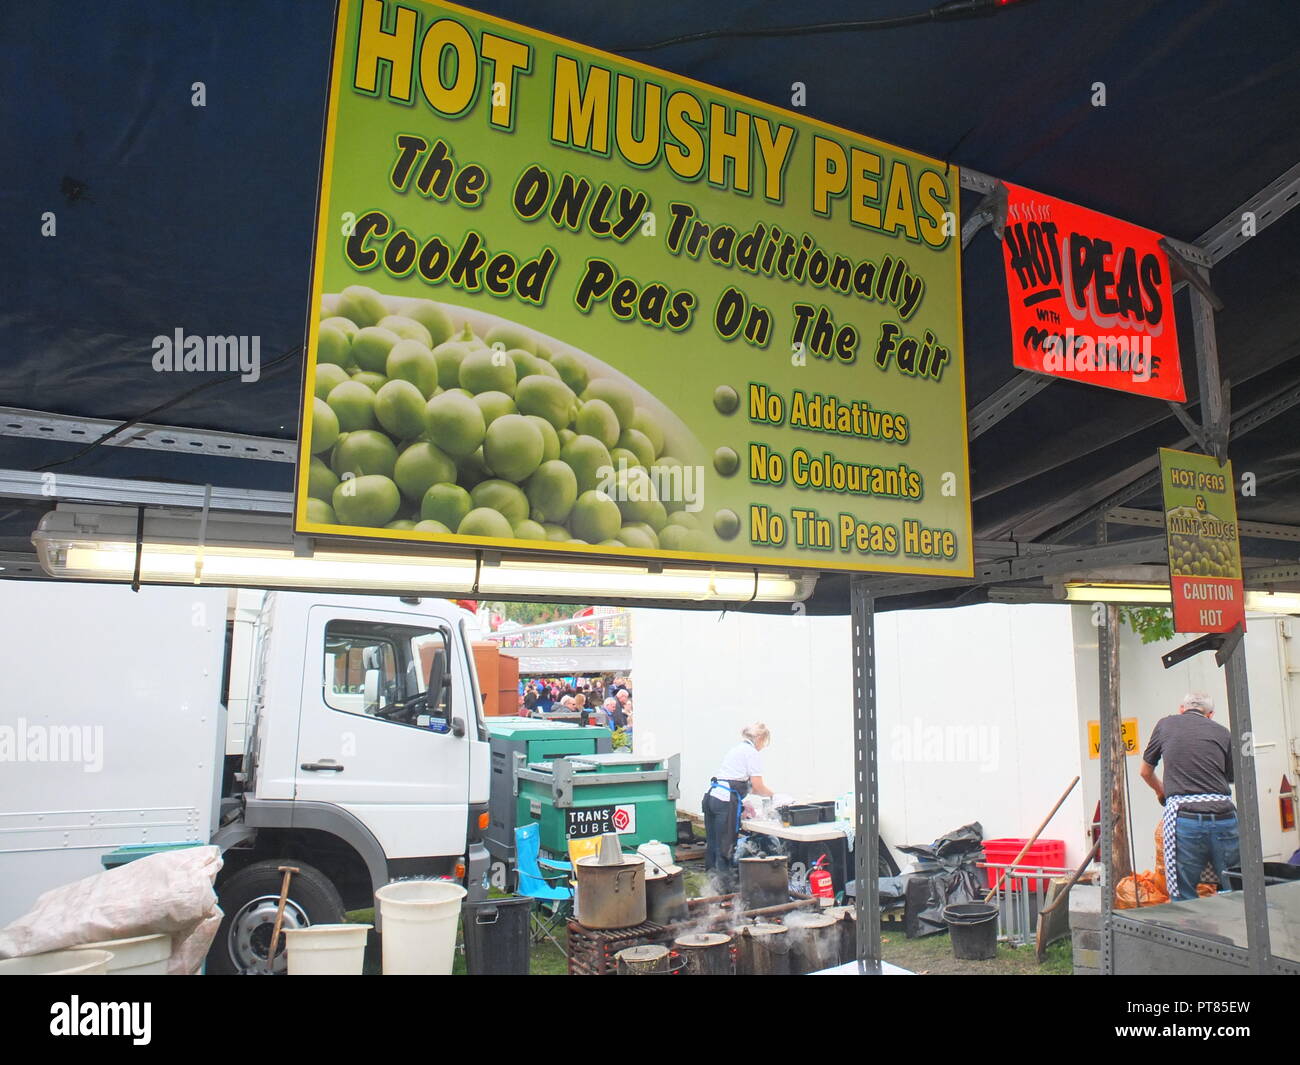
[{"xmin": 1173, "ymin": 814, "xmax": 1239, "ymax": 901}]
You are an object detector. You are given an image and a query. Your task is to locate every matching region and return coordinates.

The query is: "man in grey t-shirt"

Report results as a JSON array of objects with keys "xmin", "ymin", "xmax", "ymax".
[{"xmin": 1140, "ymin": 693, "xmax": 1238, "ymax": 900}]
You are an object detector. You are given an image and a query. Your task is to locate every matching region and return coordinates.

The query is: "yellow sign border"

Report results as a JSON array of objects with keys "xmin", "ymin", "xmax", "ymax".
[{"xmin": 293, "ymin": 0, "xmax": 974, "ymax": 579}]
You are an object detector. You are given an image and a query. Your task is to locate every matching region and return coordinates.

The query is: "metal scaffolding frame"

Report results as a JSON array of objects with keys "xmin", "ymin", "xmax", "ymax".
[
  {"xmin": 1099, "ymin": 604, "xmax": 1119, "ymax": 973},
  {"xmin": 851, "ymin": 577, "xmax": 882, "ymax": 973},
  {"xmin": 1224, "ymin": 636, "xmax": 1273, "ymax": 971}
]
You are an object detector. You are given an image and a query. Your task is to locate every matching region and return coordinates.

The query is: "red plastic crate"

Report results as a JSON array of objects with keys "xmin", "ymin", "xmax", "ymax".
[{"xmin": 981, "ymin": 838, "xmax": 1066, "ymax": 892}]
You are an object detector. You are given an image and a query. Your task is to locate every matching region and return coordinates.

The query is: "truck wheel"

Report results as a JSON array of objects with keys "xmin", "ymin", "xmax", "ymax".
[{"xmin": 207, "ymin": 860, "xmax": 346, "ymax": 975}]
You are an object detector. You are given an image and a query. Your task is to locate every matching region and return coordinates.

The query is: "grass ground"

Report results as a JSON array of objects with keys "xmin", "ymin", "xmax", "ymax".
[{"xmin": 880, "ymin": 926, "xmax": 1072, "ymax": 974}]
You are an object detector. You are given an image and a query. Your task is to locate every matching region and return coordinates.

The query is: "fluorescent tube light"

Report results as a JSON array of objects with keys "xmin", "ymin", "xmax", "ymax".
[
  {"xmin": 32, "ymin": 506, "xmax": 815, "ymax": 604},
  {"xmin": 1065, "ymin": 582, "xmax": 1300, "ymax": 616},
  {"xmin": 1243, "ymin": 591, "xmax": 1300, "ymax": 615},
  {"xmin": 1064, "ymin": 582, "xmax": 1171, "ymax": 604}
]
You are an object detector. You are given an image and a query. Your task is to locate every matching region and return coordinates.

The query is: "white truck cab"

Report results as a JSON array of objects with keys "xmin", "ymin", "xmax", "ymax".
[
  {"xmin": 213, "ymin": 592, "xmax": 491, "ymax": 972},
  {"xmin": 0, "ymin": 582, "xmax": 491, "ymax": 974}
]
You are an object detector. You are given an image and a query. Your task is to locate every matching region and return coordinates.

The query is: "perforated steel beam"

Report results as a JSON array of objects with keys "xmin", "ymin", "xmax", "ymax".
[
  {"xmin": 850, "ymin": 577, "xmax": 881, "ymax": 973},
  {"xmin": 0, "ymin": 552, "xmax": 44, "ymax": 578},
  {"xmin": 1107, "ymin": 507, "xmax": 1300, "ymax": 542},
  {"xmin": 1189, "ymin": 273, "xmax": 1228, "ymax": 462},
  {"xmin": 0, "ymin": 468, "xmax": 293, "ymax": 513},
  {"xmin": 1035, "ymin": 374, "xmax": 1300, "ymax": 544},
  {"xmin": 1224, "ymin": 639, "xmax": 1273, "ymax": 972},
  {"xmin": 967, "ymin": 372, "xmax": 1054, "ymax": 441},
  {"xmin": 1195, "ymin": 160, "xmax": 1300, "ymax": 265},
  {"xmin": 865, "ymin": 535, "xmax": 1169, "ymax": 598},
  {"xmin": 1099, "ymin": 605, "xmax": 1119, "ymax": 975},
  {"xmin": 0, "ymin": 407, "xmax": 296, "ymax": 464},
  {"xmin": 1245, "ymin": 564, "xmax": 1300, "ymax": 583}
]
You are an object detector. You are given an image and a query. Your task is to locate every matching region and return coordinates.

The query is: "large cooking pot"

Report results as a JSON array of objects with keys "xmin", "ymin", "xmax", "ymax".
[
  {"xmin": 645, "ymin": 864, "xmax": 689, "ymax": 926},
  {"xmin": 784, "ymin": 912, "xmax": 839, "ymax": 973},
  {"xmin": 674, "ymin": 932, "xmax": 734, "ymax": 975},
  {"xmin": 737, "ymin": 922, "xmax": 790, "ymax": 975},
  {"xmin": 739, "ymin": 855, "xmax": 789, "ymax": 912},
  {"xmin": 575, "ymin": 855, "xmax": 647, "ymax": 930}
]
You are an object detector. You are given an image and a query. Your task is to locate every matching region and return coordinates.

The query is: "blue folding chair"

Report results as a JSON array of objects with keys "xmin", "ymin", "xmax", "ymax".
[{"xmin": 514, "ymin": 823, "xmax": 573, "ymax": 949}]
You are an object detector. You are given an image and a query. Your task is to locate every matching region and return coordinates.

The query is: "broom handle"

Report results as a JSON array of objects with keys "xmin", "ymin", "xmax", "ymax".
[
  {"xmin": 983, "ymin": 776, "xmax": 1080, "ymax": 903},
  {"xmin": 1038, "ymin": 839, "xmax": 1101, "ymax": 917}
]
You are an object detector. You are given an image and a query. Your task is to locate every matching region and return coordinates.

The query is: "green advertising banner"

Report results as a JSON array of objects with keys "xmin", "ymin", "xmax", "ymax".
[{"xmin": 295, "ymin": 0, "xmax": 972, "ymax": 576}]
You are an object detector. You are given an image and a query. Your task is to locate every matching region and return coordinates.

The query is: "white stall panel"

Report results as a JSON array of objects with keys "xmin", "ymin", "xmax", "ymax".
[{"xmin": 632, "ymin": 603, "xmax": 1086, "ymax": 866}]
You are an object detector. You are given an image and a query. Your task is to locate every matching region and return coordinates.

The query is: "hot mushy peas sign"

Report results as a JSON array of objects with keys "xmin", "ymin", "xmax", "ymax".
[{"xmin": 295, "ymin": 0, "xmax": 972, "ymax": 576}]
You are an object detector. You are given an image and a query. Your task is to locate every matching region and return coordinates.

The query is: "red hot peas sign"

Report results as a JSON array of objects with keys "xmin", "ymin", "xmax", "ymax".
[{"xmin": 999, "ymin": 182, "xmax": 1185, "ymax": 402}]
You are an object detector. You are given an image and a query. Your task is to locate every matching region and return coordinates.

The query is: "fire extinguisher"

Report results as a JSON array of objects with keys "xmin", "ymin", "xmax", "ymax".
[{"xmin": 810, "ymin": 854, "xmax": 834, "ymax": 902}]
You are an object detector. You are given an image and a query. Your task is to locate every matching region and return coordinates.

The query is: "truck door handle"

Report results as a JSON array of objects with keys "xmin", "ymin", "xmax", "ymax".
[{"xmin": 300, "ymin": 761, "xmax": 345, "ymax": 772}]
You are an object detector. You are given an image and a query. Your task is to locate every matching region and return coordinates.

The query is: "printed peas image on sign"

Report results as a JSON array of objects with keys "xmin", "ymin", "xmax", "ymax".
[
  {"xmin": 295, "ymin": 0, "xmax": 972, "ymax": 576},
  {"xmin": 1159, "ymin": 448, "xmax": 1244, "ymax": 634}
]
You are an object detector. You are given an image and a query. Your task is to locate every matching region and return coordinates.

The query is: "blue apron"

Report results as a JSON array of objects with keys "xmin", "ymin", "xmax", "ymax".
[{"xmin": 708, "ymin": 777, "xmax": 750, "ymax": 834}]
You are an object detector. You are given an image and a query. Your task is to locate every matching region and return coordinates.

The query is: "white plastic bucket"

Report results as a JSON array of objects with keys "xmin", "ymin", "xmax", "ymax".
[
  {"xmin": 375, "ymin": 880, "xmax": 466, "ymax": 975},
  {"xmin": 0, "ymin": 948, "xmax": 114, "ymax": 975},
  {"xmin": 283, "ymin": 923, "xmax": 371, "ymax": 976},
  {"xmin": 70, "ymin": 934, "xmax": 171, "ymax": 975}
]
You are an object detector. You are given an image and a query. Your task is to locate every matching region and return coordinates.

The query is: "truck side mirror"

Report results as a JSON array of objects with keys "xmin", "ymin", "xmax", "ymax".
[
  {"xmin": 425, "ymin": 652, "xmax": 447, "ymax": 709},
  {"xmin": 363, "ymin": 668, "xmax": 380, "ymax": 711}
]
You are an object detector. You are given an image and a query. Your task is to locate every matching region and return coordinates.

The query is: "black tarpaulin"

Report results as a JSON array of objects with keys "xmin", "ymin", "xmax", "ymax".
[{"xmin": 2, "ymin": 0, "xmax": 1299, "ymax": 612}]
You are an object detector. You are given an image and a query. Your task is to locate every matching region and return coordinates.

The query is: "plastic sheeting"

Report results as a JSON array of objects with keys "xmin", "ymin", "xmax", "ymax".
[
  {"xmin": 898, "ymin": 822, "xmax": 986, "ymax": 937},
  {"xmin": 0, "ymin": 846, "xmax": 223, "ymax": 976}
]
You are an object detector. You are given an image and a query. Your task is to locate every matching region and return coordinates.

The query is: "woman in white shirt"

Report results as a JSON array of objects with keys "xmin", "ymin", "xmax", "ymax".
[{"xmin": 704, "ymin": 724, "xmax": 774, "ymax": 882}]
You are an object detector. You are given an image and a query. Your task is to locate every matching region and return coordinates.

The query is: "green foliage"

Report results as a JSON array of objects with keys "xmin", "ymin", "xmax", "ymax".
[
  {"xmin": 485, "ymin": 600, "xmax": 585, "ymax": 626},
  {"xmin": 1119, "ymin": 605, "xmax": 1175, "ymax": 644},
  {"xmin": 611, "ymin": 726, "xmax": 631, "ymax": 751}
]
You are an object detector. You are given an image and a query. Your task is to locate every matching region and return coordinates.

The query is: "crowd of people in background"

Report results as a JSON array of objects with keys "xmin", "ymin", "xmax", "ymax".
[{"xmin": 520, "ymin": 675, "xmax": 633, "ymax": 734}]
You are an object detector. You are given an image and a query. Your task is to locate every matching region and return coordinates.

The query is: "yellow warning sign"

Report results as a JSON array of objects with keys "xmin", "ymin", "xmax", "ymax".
[{"xmin": 1087, "ymin": 719, "xmax": 1139, "ymax": 759}]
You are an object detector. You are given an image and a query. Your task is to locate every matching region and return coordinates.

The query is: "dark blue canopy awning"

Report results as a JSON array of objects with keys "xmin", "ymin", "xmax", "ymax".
[{"xmin": 3, "ymin": 0, "xmax": 1298, "ymax": 610}]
